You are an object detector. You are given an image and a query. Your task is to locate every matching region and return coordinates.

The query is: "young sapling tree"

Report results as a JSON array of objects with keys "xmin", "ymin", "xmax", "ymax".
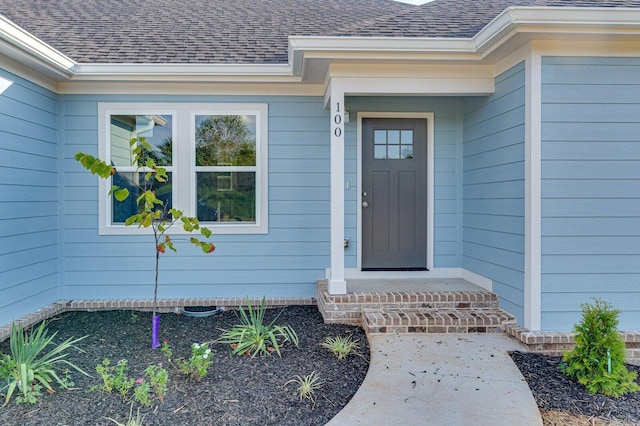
[{"xmin": 75, "ymin": 137, "xmax": 215, "ymax": 348}]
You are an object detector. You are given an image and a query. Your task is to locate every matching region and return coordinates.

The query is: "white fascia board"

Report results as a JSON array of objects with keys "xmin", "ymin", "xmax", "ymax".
[
  {"xmin": 289, "ymin": 36, "xmax": 477, "ymax": 53},
  {"xmin": 72, "ymin": 63, "xmax": 295, "ymax": 81},
  {"xmin": 475, "ymin": 7, "xmax": 640, "ymax": 54},
  {"xmin": 289, "ymin": 37, "xmax": 477, "ymax": 69},
  {"xmin": 0, "ymin": 15, "xmax": 75, "ymax": 77}
]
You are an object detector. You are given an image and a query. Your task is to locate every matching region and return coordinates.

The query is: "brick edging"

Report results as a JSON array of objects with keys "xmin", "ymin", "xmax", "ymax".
[
  {"xmin": 504, "ymin": 323, "xmax": 640, "ymax": 365},
  {"xmin": 0, "ymin": 297, "xmax": 316, "ymax": 342}
]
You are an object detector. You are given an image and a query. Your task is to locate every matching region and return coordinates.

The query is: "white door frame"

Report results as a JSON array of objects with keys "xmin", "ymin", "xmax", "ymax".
[{"xmin": 355, "ymin": 112, "xmax": 435, "ymax": 274}]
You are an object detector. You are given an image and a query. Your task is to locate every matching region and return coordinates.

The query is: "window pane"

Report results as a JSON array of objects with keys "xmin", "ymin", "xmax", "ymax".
[
  {"xmin": 374, "ymin": 130, "xmax": 386, "ymax": 144},
  {"xmin": 387, "ymin": 145, "xmax": 400, "ymax": 159},
  {"xmin": 401, "ymin": 145, "xmax": 414, "ymax": 159},
  {"xmin": 401, "ymin": 130, "xmax": 413, "ymax": 143},
  {"xmin": 387, "ymin": 130, "xmax": 400, "ymax": 144},
  {"xmin": 374, "ymin": 145, "xmax": 387, "ymax": 159},
  {"xmin": 112, "ymin": 172, "xmax": 172, "ymax": 223},
  {"xmin": 195, "ymin": 115, "xmax": 257, "ymax": 166},
  {"xmin": 197, "ymin": 172, "xmax": 256, "ymax": 222},
  {"xmin": 110, "ymin": 115, "xmax": 172, "ymax": 167}
]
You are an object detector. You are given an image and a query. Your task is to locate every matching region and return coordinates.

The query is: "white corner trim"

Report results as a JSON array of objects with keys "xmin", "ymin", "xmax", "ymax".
[{"xmin": 524, "ymin": 49, "xmax": 542, "ymax": 331}]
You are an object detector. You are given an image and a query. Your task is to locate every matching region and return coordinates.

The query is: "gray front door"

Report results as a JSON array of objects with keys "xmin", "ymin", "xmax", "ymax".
[{"xmin": 362, "ymin": 118, "xmax": 427, "ymax": 270}]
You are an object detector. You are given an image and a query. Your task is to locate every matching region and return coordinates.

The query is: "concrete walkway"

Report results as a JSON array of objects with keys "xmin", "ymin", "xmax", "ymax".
[{"xmin": 327, "ymin": 334, "xmax": 543, "ymax": 426}]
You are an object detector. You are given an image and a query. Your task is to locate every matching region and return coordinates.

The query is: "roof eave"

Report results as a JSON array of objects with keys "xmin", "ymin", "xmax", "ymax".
[
  {"xmin": 3, "ymin": 7, "xmax": 640, "ymax": 84},
  {"xmin": 475, "ymin": 7, "xmax": 640, "ymax": 55},
  {"xmin": 291, "ymin": 7, "xmax": 640, "ymax": 71},
  {"xmin": 72, "ymin": 63, "xmax": 296, "ymax": 82},
  {"xmin": 0, "ymin": 14, "xmax": 76, "ymax": 79}
]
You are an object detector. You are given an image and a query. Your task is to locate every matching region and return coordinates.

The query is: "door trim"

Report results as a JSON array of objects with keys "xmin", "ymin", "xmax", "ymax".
[{"xmin": 356, "ymin": 112, "xmax": 435, "ymax": 271}]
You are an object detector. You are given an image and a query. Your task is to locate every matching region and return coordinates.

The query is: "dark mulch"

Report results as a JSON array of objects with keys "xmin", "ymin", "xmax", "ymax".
[
  {"xmin": 510, "ymin": 351, "xmax": 640, "ymax": 424},
  {"xmin": 0, "ymin": 306, "xmax": 369, "ymax": 425}
]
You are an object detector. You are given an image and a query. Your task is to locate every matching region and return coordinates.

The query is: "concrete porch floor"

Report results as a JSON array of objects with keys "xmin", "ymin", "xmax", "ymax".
[{"xmin": 345, "ymin": 277, "xmax": 487, "ymax": 293}]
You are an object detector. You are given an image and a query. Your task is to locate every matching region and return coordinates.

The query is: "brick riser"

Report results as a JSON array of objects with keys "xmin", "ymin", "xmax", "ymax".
[
  {"xmin": 317, "ymin": 280, "xmax": 515, "ymax": 335},
  {"xmin": 363, "ymin": 308, "xmax": 515, "ymax": 335}
]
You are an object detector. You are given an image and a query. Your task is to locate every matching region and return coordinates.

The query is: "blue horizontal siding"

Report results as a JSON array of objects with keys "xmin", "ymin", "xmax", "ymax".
[
  {"xmin": 0, "ymin": 69, "xmax": 59, "ymax": 326},
  {"xmin": 462, "ymin": 61, "xmax": 526, "ymax": 324},
  {"xmin": 61, "ymin": 95, "xmax": 331, "ymax": 300},
  {"xmin": 541, "ymin": 56, "xmax": 640, "ymax": 331}
]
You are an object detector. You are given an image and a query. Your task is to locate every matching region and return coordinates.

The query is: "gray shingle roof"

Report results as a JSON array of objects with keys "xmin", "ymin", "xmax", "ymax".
[
  {"xmin": 333, "ymin": 0, "xmax": 640, "ymax": 37},
  {"xmin": 2, "ymin": 0, "xmax": 640, "ymax": 64}
]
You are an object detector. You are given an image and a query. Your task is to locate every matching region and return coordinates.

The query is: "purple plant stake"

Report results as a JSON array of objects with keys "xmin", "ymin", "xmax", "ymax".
[{"xmin": 152, "ymin": 314, "xmax": 161, "ymax": 349}]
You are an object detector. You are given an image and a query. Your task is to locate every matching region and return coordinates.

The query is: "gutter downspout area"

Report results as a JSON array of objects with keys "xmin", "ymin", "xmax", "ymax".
[{"xmin": 328, "ymin": 80, "xmax": 347, "ymax": 295}]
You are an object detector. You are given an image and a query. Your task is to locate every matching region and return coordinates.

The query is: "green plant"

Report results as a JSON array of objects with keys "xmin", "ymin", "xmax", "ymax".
[
  {"xmin": 0, "ymin": 321, "xmax": 89, "ymax": 406},
  {"xmin": 175, "ymin": 343, "xmax": 213, "ymax": 381},
  {"xmin": 160, "ymin": 340, "xmax": 172, "ymax": 363},
  {"xmin": 561, "ymin": 298, "xmax": 640, "ymax": 397},
  {"xmin": 321, "ymin": 335, "xmax": 361, "ymax": 360},
  {"xmin": 284, "ymin": 371, "xmax": 324, "ymax": 408},
  {"xmin": 106, "ymin": 402, "xmax": 146, "ymax": 426},
  {"xmin": 92, "ymin": 358, "xmax": 135, "ymax": 398},
  {"xmin": 133, "ymin": 378, "xmax": 152, "ymax": 407},
  {"xmin": 145, "ymin": 363, "xmax": 169, "ymax": 402},
  {"xmin": 75, "ymin": 138, "xmax": 215, "ymax": 347},
  {"xmin": 217, "ymin": 297, "xmax": 299, "ymax": 357}
]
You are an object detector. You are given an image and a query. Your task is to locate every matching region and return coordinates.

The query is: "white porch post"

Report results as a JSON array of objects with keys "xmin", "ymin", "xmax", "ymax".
[{"xmin": 328, "ymin": 82, "xmax": 347, "ymax": 294}]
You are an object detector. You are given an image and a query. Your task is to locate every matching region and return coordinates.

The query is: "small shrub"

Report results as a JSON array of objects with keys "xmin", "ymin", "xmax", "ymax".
[
  {"xmin": 0, "ymin": 321, "xmax": 89, "ymax": 406},
  {"xmin": 217, "ymin": 297, "xmax": 298, "ymax": 357},
  {"xmin": 145, "ymin": 363, "xmax": 169, "ymax": 402},
  {"xmin": 284, "ymin": 371, "xmax": 324, "ymax": 408},
  {"xmin": 561, "ymin": 298, "xmax": 640, "ymax": 397},
  {"xmin": 93, "ymin": 359, "xmax": 135, "ymax": 398},
  {"xmin": 133, "ymin": 378, "xmax": 152, "ymax": 407},
  {"xmin": 175, "ymin": 343, "xmax": 213, "ymax": 381},
  {"xmin": 321, "ymin": 335, "xmax": 361, "ymax": 360}
]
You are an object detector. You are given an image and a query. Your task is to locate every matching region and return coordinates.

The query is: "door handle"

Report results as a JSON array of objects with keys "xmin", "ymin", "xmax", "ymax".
[{"xmin": 362, "ymin": 201, "xmax": 369, "ymax": 208}]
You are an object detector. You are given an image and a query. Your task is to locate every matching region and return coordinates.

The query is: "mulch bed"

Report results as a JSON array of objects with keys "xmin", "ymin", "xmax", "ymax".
[
  {"xmin": 0, "ymin": 305, "xmax": 369, "ymax": 425},
  {"xmin": 510, "ymin": 351, "xmax": 640, "ymax": 425}
]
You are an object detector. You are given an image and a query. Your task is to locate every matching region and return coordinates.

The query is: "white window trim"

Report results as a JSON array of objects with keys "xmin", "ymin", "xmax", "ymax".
[{"xmin": 97, "ymin": 102, "xmax": 268, "ymax": 235}]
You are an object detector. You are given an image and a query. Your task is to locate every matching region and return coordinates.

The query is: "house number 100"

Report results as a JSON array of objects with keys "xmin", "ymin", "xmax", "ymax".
[{"xmin": 334, "ymin": 102, "xmax": 343, "ymax": 137}]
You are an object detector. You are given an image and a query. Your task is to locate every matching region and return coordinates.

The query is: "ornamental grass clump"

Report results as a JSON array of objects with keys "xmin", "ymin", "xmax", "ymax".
[
  {"xmin": 0, "ymin": 321, "xmax": 89, "ymax": 405},
  {"xmin": 561, "ymin": 298, "xmax": 640, "ymax": 397},
  {"xmin": 284, "ymin": 371, "xmax": 324, "ymax": 408},
  {"xmin": 321, "ymin": 335, "xmax": 362, "ymax": 360},
  {"xmin": 217, "ymin": 297, "xmax": 299, "ymax": 357}
]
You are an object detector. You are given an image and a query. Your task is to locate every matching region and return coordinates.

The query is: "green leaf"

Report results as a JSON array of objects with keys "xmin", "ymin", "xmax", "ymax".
[
  {"xmin": 141, "ymin": 214, "xmax": 153, "ymax": 228},
  {"xmin": 200, "ymin": 227, "xmax": 212, "ymax": 238},
  {"xmin": 113, "ymin": 188, "xmax": 129, "ymax": 202},
  {"xmin": 168, "ymin": 208, "xmax": 182, "ymax": 219}
]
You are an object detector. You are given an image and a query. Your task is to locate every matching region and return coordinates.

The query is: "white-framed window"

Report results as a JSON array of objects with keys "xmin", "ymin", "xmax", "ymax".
[{"xmin": 97, "ymin": 103, "xmax": 268, "ymax": 235}]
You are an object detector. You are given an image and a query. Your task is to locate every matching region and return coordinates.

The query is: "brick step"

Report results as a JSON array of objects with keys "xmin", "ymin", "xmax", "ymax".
[
  {"xmin": 319, "ymin": 287, "xmax": 500, "ymax": 326},
  {"xmin": 363, "ymin": 308, "xmax": 516, "ymax": 335}
]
